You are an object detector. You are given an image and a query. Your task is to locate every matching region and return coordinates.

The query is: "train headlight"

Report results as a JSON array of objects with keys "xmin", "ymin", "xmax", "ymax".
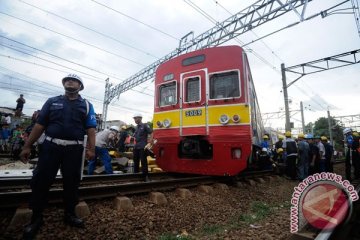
[
  {"xmin": 156, "ymin": 121, "xmax": 163, "ymax": 128},
  {"xmin": 163, "ymin": 119, "xmax": 171, "ymax": 128},
  {"xmin": 232, "ymin": 114, "xmax": 240, "ymax": 123},
  {"xmin": 219, "ymin": 114, "xmax": 230, "ymax": 125},
  {"xmin": 232, "ymin": 148, "xmax": 242, "ymax": 159}
]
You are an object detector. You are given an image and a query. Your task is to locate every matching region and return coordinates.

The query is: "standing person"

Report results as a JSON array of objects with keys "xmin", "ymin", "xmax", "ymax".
[
  {"xmin": 315, "ymin": 136, "xmax": 326, "ymax": 172},
  {"xmin": 4, "ymin": 114, "xmax": 11, "ymax": 126},
  {"xmin": 274, "ymin": 135, "xmax": 284, "ymax": 163},
  {"xmin": 297, "ymin": 133, "xmax": 310, "ymax": 180},
  {"xmin": 15, "ymin": 94, "xmax": 26, "ymax": 116},
  {"xmin": 352, "ymin": 131, "xmax": 360, "ymax": 179},
  {"xmin": 117, "ymin": 125, "xmax": 128, "ymax": 153},
  {"xmin": 282, "ymin": 131, "xmax": 298, "ymax": 180},
  {"xmin": 10, "ymin": 124, "xmax": 24, "ymax": 159},
  {"xmin": 306, "ymin": 134, "xmax": 317, "ymax": 174},
  {"xmin": 88, "ymin": 126, "xmax": 119, "ymax": 175},
  {"xmin": 344, "ymin": 128, "xmax": 355, "ymax": 179},
  {"xmin": 20, "ymin": 73, "xmax": 96, "ymax": 239},
  {"xmin": 344, "ymin": 128, "xmax": 353, "ymax": 180},
  {"xmin": 322, "ymin": 136, "xmax": 334, "ymax": 172},
  {"xmin": 132, "ymin": 113, "xmax": 153, "ymax": 182},
  {"xmin": 0, "ymin": 124, "xmax": 11, "ymax": 152}
]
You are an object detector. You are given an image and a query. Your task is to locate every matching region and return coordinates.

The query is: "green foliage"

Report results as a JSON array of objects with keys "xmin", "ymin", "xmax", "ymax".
[
  {"xmin": 305, "ymin": 116, "xmax": 344, "ymax": 151},
  {"xmin": 238, "ymin": 201, "xmax": 272, "ymax": 224}
]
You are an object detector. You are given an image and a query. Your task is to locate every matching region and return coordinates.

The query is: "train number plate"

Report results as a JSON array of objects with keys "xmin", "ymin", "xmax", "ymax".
[{"xmin": 185, "ymin": 109, "xmax": 202, "ymax": 117}]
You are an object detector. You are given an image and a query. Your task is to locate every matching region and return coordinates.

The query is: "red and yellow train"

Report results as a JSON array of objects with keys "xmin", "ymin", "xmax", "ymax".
[{"xmin": 153, "ymin": 45, "xmax": 265, "ymax": 176}]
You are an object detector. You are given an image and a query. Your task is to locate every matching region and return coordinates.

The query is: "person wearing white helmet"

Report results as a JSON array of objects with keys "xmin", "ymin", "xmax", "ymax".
[
  {"xmin": 62, "ymin": 73, "xmax": 84, "ymax": 93},
  {"xmin": 20, "ymin": 73, "xmax": 97, "ymax": 238},
  {"xmin": 88, "ymin": 126, "xmax": 120, "ymax": 175},
  {"xmin": 132, "ymin": 112, "xmax": 153, "ymax": 181}
]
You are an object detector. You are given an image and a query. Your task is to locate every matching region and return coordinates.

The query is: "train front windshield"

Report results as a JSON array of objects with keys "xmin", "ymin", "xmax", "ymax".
[
  {"xmin": 159, "ymin": 82, "xmax": 177, "ymax": 107},
  {"xmin": 209, "ymin": 71, "xmax": 240, "ymax": 99}
]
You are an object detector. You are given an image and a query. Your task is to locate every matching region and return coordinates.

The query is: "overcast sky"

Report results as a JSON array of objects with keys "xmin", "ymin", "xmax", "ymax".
[{"xmin": 0, "ymin": 0, "xmax": 359, "ymax": 132}]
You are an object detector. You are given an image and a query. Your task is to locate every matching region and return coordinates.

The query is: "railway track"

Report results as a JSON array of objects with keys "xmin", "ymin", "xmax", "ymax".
[{"xmin": 0, "ymin": 170, "xmax": 276, "ymax": 208}]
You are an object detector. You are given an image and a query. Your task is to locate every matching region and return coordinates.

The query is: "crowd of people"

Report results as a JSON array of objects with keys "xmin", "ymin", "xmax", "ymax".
[
  {"xmin": 259, "ymin": 129, "xmax": 360, "ymax": 182},
  {"xmin": 0, "ymin": 123, "xmax": 25, "ymax": 159}
]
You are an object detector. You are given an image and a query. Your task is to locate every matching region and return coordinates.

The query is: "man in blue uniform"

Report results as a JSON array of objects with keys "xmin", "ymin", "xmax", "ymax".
[
  {"xmin": 133, "ymin": 113, "xmax": 153, "ymax": 182},
  {"xmin": 344, "ymin": 128, "xmax": 354, "ymax": 180},
  {"xmin": 20, "ymin": 74, "xmax": 96, "ymax": 239}
]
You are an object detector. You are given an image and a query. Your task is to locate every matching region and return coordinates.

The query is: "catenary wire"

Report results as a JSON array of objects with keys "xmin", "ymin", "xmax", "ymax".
[
  {"xmin": 0, "ymin": 11, "xmax": 146, "ymax": 66},
  {"xmin": 89, "ymin": 0, "xmax": 179, "ymax": 41},
  {"xmin": 0, "ymin": 37, "xmax": 154, "ymax": 96},
  {"xmin": 17, "ymin": 0, "xmax": 159, "ymax": 59}
]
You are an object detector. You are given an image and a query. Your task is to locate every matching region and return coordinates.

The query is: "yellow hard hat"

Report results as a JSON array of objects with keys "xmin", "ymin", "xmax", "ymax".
[
  {"xmin": 321, "ymin": 136, "xmax": 328, "ymax": 141},
  {"xmin": 263, "ymin": 135, "xmax": 269, "ymax": 139},
  {"xmin": 278, "ymin": 135, "xmax": 284, "ymax": 140},
  {"xmin": 298, "ymin": 133, "xmax": 305, "ymax": 138},
  {"xmin": 285, "ymin": 131, "xmax": 291, "ymax": 137},
  {"xmin": 277, "ymin": 148, "xmax": 284, "ymax": 154},
  {"xmin": 121, "ymin": 125, "xmax": 127, "ymax": 130},
  {"xmin": 353, "ymin": 131, "xmax": 359, "ymax": 137}
]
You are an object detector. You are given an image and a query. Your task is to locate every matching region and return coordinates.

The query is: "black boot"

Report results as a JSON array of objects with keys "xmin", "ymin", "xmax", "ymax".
[
  {"xmin": 64, "ymin": 212, "xmax": 84, "ymax": 228},
  {"xmin": 23, "ymin": 214, "xmax": 43, "ymax": 240}
]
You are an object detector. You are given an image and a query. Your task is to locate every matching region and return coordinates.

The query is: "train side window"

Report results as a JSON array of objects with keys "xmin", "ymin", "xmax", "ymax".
[
  {"xmin": 185, "ymin": 77, "xmax": 200, "ymax": 102},
  {"xmin": 209, "ymin": 71, "xmax": 240, "ymax": 100},
  {"xmin": 159, "ymin": 81, "xmax": 177, "ymax": 107}
]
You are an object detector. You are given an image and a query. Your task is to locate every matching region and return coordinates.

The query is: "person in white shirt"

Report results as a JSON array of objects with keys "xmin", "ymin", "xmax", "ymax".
[
  {"xmin": 88, "ymin": 126, "xmax": 119, "ymax": 174},
  {"xmin": 315, "ymin": 136, "xmax": 326, "ymax": 172}
]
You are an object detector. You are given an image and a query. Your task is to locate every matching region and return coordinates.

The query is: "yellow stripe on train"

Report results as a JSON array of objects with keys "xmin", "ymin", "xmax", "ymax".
[
  {"xmin": 208, "ymin": 104, "xmax": 250, "ymax": 125},
  {"xmin": 153, "ymin": 104, "xmax": 250, "ymax": 129}
]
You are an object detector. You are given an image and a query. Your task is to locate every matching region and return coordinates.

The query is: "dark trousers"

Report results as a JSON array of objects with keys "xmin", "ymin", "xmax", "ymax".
[
  {"xmin": 345, "ymin": 150, "xmax": 352, "ymax": 180},
  {"xmin": 133, "ymin": 148, "xmax": 148, "ymax": 176},
  {"xmin": 325, "ymin": 157, "xmax": 333, "ymax": 172},
  {"xmin": 286, "ymin": 155, "xmax": 297, "ymax": 180},
  {"xmin": 29, "ymin": 140, "xmax": 83, "ymax": 215},
  {"xmin": 353, "ymin": 150, "xmax": 360, "ymax": 179},
  {"xmin": 344, "ymin": 149, "xmax": 359, "ymax": 180}
]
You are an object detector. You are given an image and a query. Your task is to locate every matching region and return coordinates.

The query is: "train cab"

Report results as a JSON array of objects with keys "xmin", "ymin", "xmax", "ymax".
[{"xmin": 153, "ymin": 45, "xmax": 264, "ymax": 176}]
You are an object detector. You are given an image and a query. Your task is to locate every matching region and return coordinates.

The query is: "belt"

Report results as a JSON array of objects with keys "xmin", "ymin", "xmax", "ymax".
[{"xmin": 45, "ymin": 136, "xmax": 83, "ymax": 146}]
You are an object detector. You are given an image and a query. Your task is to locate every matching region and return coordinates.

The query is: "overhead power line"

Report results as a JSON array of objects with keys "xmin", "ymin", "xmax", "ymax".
[
  {"xmin": 17, "ymin": 0, "xmax": 158, "ymax": 59},
  {"xmin": 1, "ymin": 43, "xmax": 105, "ymax": 83},
  {"xmin": 0, "ymin": 73, "xmax": 152, "ymax": 115},
  {"xmin": 0, "ymin": 11, "xmax": 145, "ymax": 66},
  {"xmin": 184, "ymin": 0, "xmax": 280, "ymax": 73},
  {"xmin": 1, "ymin": 36, "xmax": 154, "ymax": 96},
  {"xmin": 89, "ymin": 0, "xmax": 179, "ymax": 41}
]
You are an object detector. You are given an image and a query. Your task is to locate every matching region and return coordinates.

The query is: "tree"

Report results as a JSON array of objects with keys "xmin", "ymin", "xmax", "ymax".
[{"xmin": 306, "ymin": 117, "xmax": 344, "ymax": 151}]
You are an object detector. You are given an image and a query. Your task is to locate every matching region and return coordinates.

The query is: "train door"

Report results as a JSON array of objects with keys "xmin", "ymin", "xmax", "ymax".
[{"xmin": 179, "ymin": 69, "xmax": 208, "ymax": 136}]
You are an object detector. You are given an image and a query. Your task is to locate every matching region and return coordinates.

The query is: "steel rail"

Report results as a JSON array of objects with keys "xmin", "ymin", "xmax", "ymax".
[
  {"xmin": 0, "ymin": 172, "xmax": 184, "ymax": 191},
  {"xmin": 0, "ymin": 170, "xmax": 277, "ymax": 208},
  {"xmin": 0, "ymin": 175, "xmax": 223, "ymax": 208}
]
